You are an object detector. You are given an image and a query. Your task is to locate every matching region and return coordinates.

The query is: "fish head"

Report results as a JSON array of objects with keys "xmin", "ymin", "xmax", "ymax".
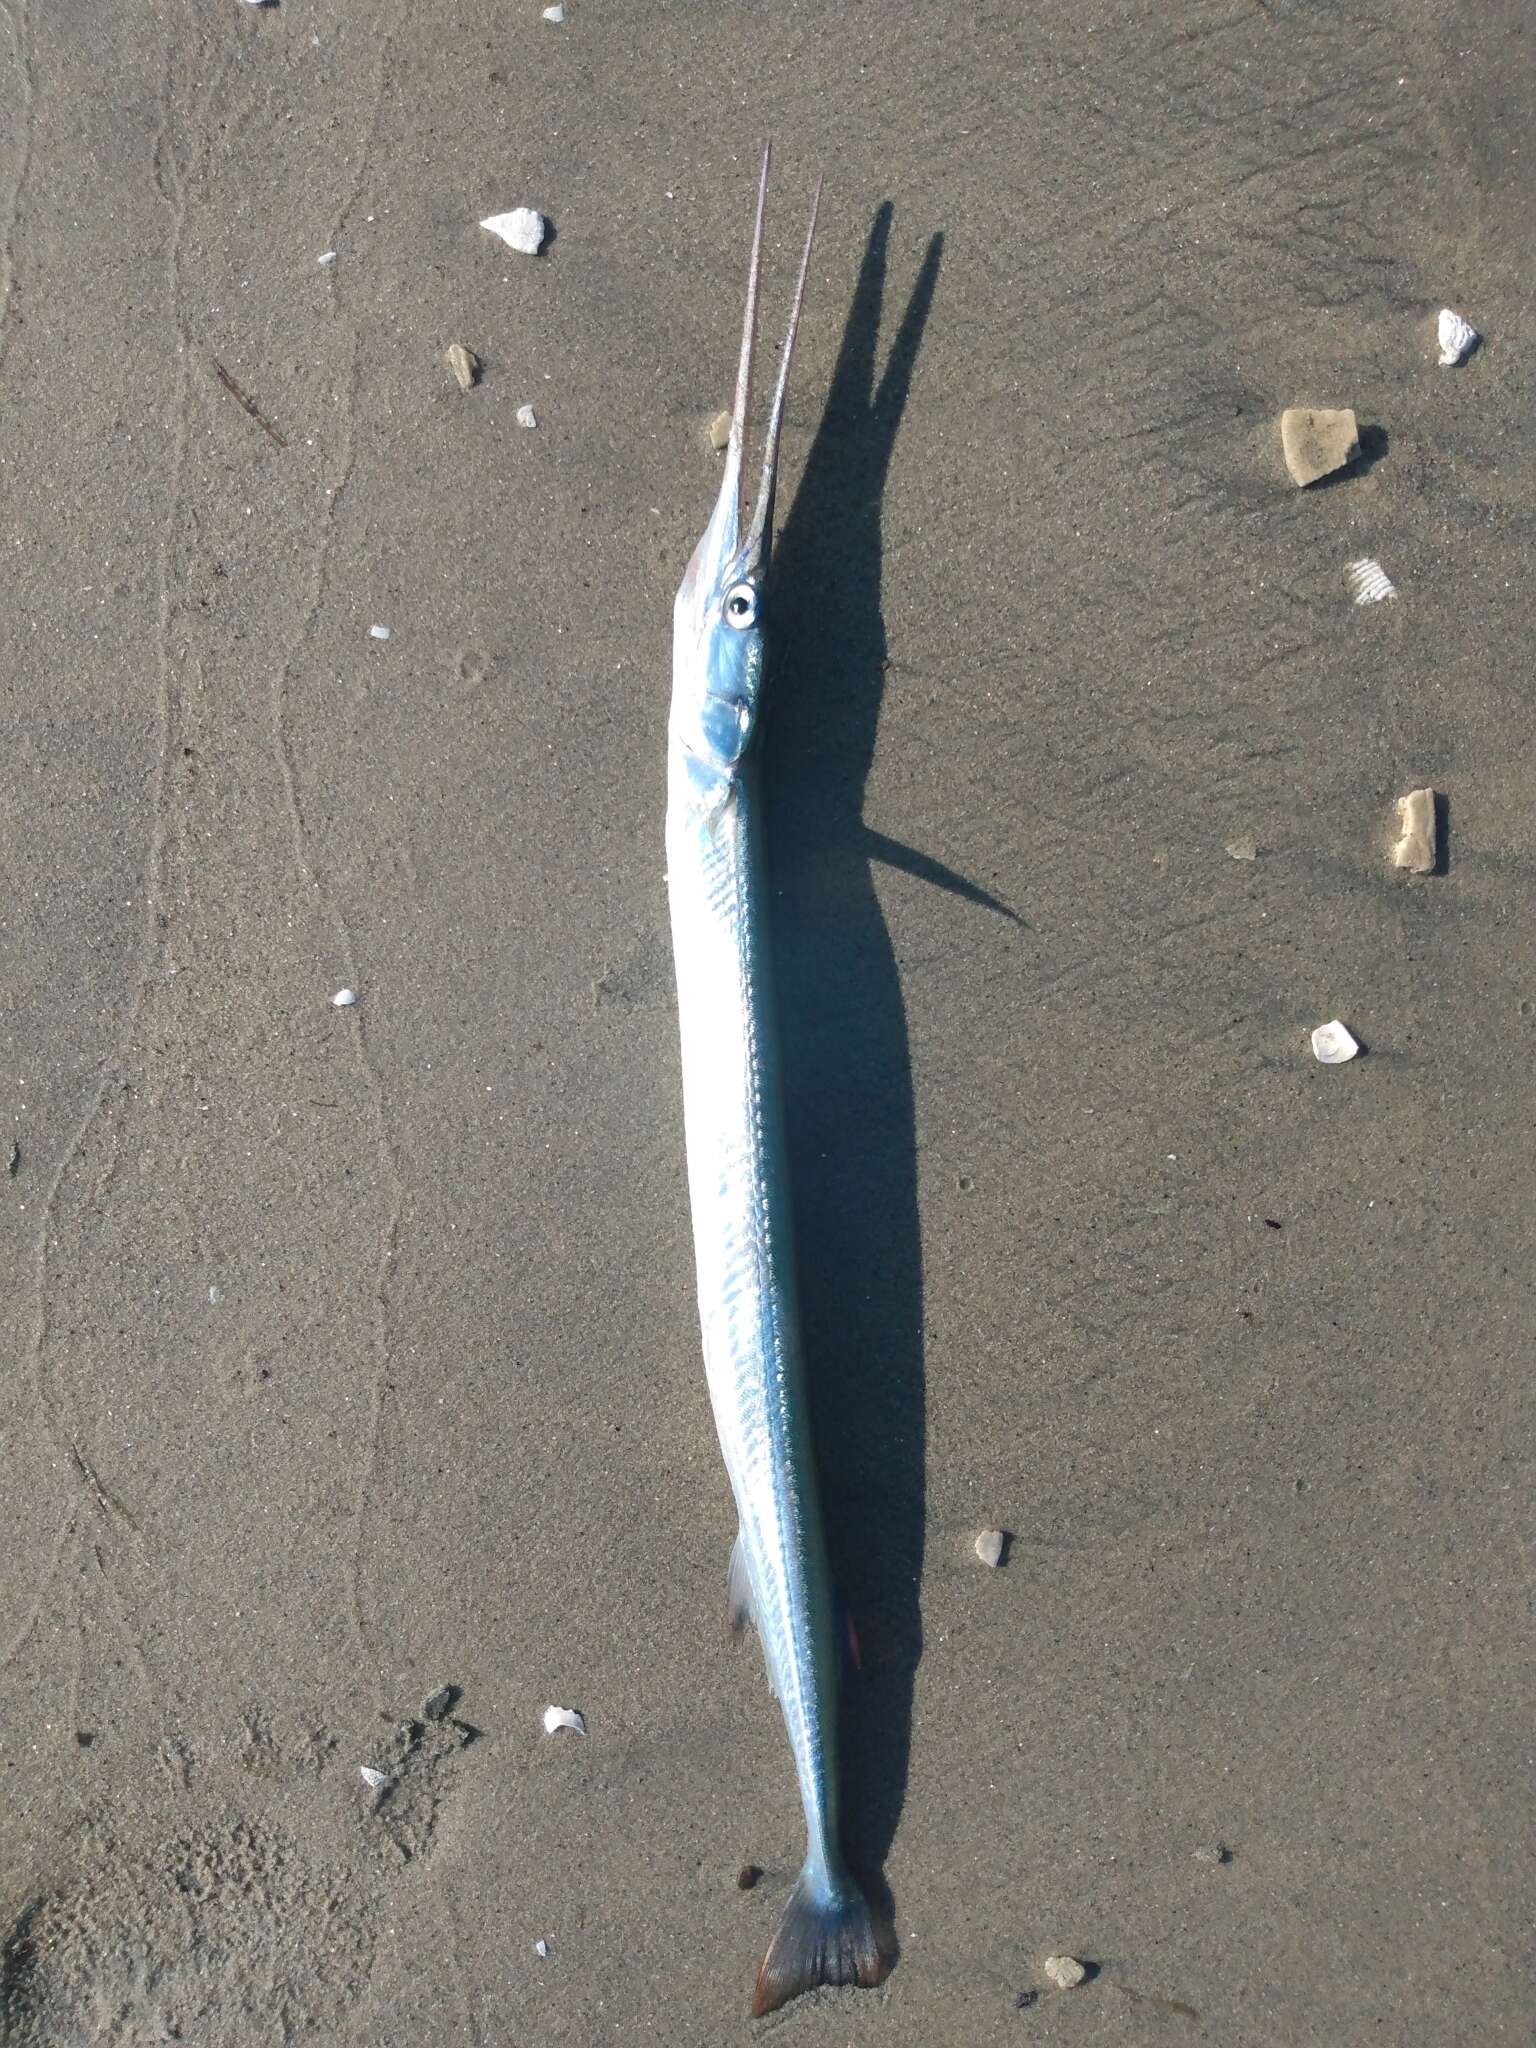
[{"xmin": 672, "ymin": 146, "xmax": 819, "ymax": 775}]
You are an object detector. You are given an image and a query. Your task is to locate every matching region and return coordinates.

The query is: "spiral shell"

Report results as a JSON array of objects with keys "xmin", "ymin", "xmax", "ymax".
[{"xmin": 1345, "ymin": 558, "xmax": 1396, "ymax": 606}]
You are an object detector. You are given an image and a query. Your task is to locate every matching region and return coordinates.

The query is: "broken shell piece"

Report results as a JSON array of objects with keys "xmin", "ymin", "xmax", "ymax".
[
  {"xmin": 534, "ymin": 1938, "xmax": 550, "ymax": 1959},
  {"xmin": 708, "ymin": 410, "xmax": 732, "ymax": 451},
  {"xmin": 317, "ymin": 251, "xmax": 337, "ymax": 266},
  {"xmin": 541, "ymin": 2, "xmax": 565, "ymax": 18},
  {"xmin": 973, "ymin": 1529, "xmax": 1006, "ymax": 1568},
  {"xmin": 369, "ymin": 622, "xmax": 392, "ymax": 640},
  {"xmin": 1437, "ymin": 308, "xmax": 1479, "ymax": 367},
  {"xmin": 1225, "ymin": 836, "xmax": 1258, "ymax": 862},
  {"xmin": 1043, "ymin": 1955, "xmax": 1086, "ymax": 1991},
  {"xmin": 516, "ymin": 404, "xmax": 538, "ymax": 429},
  {"xmin": 1392, "ymin": 788, "xmax": 1437, "ymax": 874},
  {"xmin": 1311, "ymin": 1019, "xmax": 1359, "ymax": 1065},
  {"xmin": 332, "ymin": 988, "xmax": 358, "ymax": 1008},
  {"xmin": 1345, "ymin": 557, "xmax": 1396, "ymax": 606},
  {"xmin": 480, "ymin": 207, "xmax": 547, "ymax": 256},
  {"xmin": 447, "ymin": 343, "xmax": 481, "ymax": 392},
  {"xmin": 359, "ymin": 1765, "xmax": 391, "ymax": 1790},
  {"xmin": 542, "ymin": 1704, "xmax": 585, "ymax": 1736},
  {"xmin": 1280, "ymin": 406, "xmax": 1359, "ymax": 487}
]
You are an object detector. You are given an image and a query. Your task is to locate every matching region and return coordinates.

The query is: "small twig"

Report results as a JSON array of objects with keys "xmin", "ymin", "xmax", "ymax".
[
  {"xmin": 69, "ymin": 1440, "xmax": 113, "ymax": 1517},
  {"xmin": 212, "ymin": 358, "xmax": 287, "ymax": 448},
  {"xmin": 69, "ymin": 1439, "xmax": 142, "ymax": 1536}
]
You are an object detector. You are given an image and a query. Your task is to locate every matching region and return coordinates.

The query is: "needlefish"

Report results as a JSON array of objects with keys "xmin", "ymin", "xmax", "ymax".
[{"xmin": 667, "ymin": 147, "xmax": 887, "ymax": 2017}]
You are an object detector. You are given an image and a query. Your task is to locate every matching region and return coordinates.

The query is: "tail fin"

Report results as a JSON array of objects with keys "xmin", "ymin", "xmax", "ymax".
[{"xmin": 751, "ymin": 1862, "xmax": 887, "ymax": 2017}]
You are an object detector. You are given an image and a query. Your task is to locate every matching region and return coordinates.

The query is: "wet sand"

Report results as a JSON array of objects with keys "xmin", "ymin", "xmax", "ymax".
[{"xmin": 1, "ymin": 2, "xmax": 1532, "ymax": 2041}]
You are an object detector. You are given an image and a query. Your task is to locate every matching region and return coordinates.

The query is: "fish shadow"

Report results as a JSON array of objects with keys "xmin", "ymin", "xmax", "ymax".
[{"xmin": 765, "ymin": 204, "xmax": 942, "ymax": 1954}]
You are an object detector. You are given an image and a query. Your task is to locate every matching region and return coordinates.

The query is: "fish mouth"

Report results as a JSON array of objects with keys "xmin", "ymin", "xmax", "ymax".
[{"xmin": 683, "ymin": 144, "xmax": 822, "ymax": 604}]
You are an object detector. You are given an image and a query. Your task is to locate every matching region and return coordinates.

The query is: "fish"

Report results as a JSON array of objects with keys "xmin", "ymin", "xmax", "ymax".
[{"xmin": 666, "ymin": 146, "xmax": 887, "ymax": 2018}]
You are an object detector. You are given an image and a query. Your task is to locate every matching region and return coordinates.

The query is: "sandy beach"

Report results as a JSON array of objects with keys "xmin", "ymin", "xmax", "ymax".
[{"xmin": 2, "ymin": 2, "xmax": 1532, "ymax": 2041}]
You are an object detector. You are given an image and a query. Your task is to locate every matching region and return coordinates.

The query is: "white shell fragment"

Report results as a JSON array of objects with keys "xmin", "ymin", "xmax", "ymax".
[
  {"xmin": 1345, "ymin": 557, "xmax": 1396, "ymax": 606},
  {"xmin": 542, "ymin": 1704, "xmax": 585, "ymax": 1736},
  {"xmin": 1437, "ymin": 308, "xmax": 1479, "ymax": 367},
  {"xmin": 317, "ymin": 250, "xmax": 337, "ymax": 266},
  {"xmin": 358, "ymin": 1766, "xmax": 390, "ymax": 1790},
  {"xmin": 332, "ymin": 988, "xmax": 358, "ymax": 1008},
  {"xmin": 542, "ymin": 3, "xmax": 566, "ymax": 18},
  {"xmin": 369, "ymin": 622, "xmax": 391, "ymax": 640},
  {"xmin": 974, "ymin": 1529, "xmax": 1006, "ymax": 1568},
  {"xmin": 1392, "ymin": 788, "xmax": 1437, "ymax": 874},
  {"xmin": 1225, "ymin": 836, "xmax": 1258, "ymax": 861},
  {"xmin": 1043, "ymin": 1955, "xmax": 1086, "ymax": 1991},
  {"xmin": 1311, "ymin": 1019, "xmax": 1359, "ymax": 1065},
  {"xmin": 516, "ymin": 404, "xmax": 538, "ymax": 429},
  {"xmin": 481, "ymin": 207, "xmax": 547, "ymax": 256},
  {"xmin": 534, "ymin": 1939, "xmax": 550, "ymax": 1959}
]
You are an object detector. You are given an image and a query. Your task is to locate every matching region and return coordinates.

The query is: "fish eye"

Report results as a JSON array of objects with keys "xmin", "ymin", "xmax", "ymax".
[{"xmin": 722, "ymin": 581, "xmax": 758, "ymax": 630}]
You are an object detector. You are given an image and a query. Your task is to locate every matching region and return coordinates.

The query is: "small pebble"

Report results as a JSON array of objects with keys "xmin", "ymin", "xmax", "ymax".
[
  {"xmin": 317, "ymin": 250, "xmax": 337, "ymax": 266},
  {"xmin": 973, "ymin": 1528, "xmax": 1006, "ymax": 1568},
  {"xmin": 422, "ymin": 1684, "xmax": 460, "ymax": 1722},
  {"xmin": 332, "ymin": 988, "xmax": 358, "ymax": 1008},
  {"xmin": 369, "ymin": 623, "xmax": 391, "ymax": 641},
  {"xmin": 1310, "ymin": 1019, "xmax": 1359, "ymax": 1065},
  {"xmin": 1225, "ymin": 836, "xmax": 1258, "ymax": 861},
  {"xmin": 541, "ymin": 2, "xmax": 566, "ymax": 18},
  {"xmin": 1392, "ymin": 787, "xmax": 1436, "ymax": 873},
  {"xmin": 1437, "ymin": 308, "xmax": 1479, "ymax": 366},
  {"xmin": 1043, "ymin": 1954, "xmax": 1086, "ymax": 1991},
  {"xmin": 542, "ymin": 1704, "xmax": 585, "ymax": 1736},
  {"xmin": 708, "ymin": 410, "xmax": 732, "ymax": 451},
  {"xmin": 446, "ymin": 343, "xmax": 481, "ymax": 393},
  {"xmin": 533, "ymin": 1938, "xmax": 550, "ymax": 1959},
  {"xmin": 1193, "ymin": 1843, "xmax": 1232, "ymax": 1865},
  {"xmin": 516, "ymin": 404, "xmax": 538, "ymax": 429},
  {"xmin": 1344, "ymin": 557, "xmax": 1396, "ymax": 606},
  {"xmin": 7, "ymin": 1139, "xmax": 19, "ymax": 1175},
  {"xmin": 1280, "ymin": 406, "xmax": 1359, "ymax": 487},
  {"xmin": 480, "ymin": 207, "xmax": 547, "ymax": 256},
  {"xmin": 736, "ymin": 1864, "xmax": 762, "ymax": 1891}
]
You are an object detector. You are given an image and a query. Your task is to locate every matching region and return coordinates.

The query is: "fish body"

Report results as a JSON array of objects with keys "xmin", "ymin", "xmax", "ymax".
[{"xmin": 667, "ymin": 151, "xmax": 884, "ymax": 2017}]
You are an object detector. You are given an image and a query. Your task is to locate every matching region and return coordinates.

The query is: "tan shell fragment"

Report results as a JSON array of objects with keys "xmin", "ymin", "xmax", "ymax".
[
  {"xmin": 1043, "ymin": 1955, "xmax": 1086, "ymax": 1991},
  {"xmin": 1392, "ymin": 788, "xmax": 1436, "ymax": 874},
  {"xmin": 1280, "ymin": 406, "xmax": 1359, "ymax": 487},
  {"xmin": 708, "ymin": 410, "xmax": 732, "ymax": 451},
  {"xmin": 447, "ymin": 343, "xmax": 481, "ymax": 392}
]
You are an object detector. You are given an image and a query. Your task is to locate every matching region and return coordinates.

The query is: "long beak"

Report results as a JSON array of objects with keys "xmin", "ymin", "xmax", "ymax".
[
  {"xmin": 684, "ymin": 147, "xmax": 820, "ymax": 597},
  {"xmin": 741, "ymin": 168, "xmax": 821, "ymax": 585}
]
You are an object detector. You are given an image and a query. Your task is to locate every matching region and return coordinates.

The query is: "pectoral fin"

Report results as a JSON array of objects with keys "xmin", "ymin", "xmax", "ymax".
[{"xmin": 727, "ymin": 1530, "xmax": 755, "ymax": 1633}]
